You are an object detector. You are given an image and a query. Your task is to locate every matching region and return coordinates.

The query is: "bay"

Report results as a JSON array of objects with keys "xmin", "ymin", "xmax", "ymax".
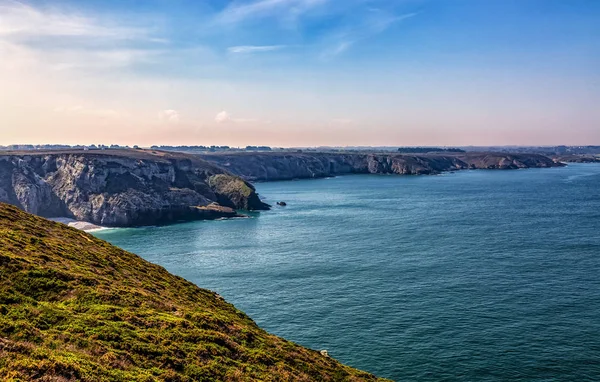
[{"xmin": 95, "ymin": 164, "xmax": 600, "ymax": 381}]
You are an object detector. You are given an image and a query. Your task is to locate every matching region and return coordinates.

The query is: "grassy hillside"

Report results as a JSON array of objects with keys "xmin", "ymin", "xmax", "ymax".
[{"xmin": 0, "ymin": 203, "xmax": 388, "ymax": 381}]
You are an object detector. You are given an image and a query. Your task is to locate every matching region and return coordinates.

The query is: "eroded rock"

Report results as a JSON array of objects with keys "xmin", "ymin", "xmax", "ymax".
[{"xmin": 0, "ymin": 149, "xmax": 269, "ymax": 227}]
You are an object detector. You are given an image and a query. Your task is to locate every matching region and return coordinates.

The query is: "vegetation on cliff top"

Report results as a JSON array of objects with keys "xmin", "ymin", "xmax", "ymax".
[
  {"xmin": 208, "ymin": 174, "xmax": 270, "ymax": 211},
  {"xmin": 0, "ymin": 203, "xmax": 385, "ymax": 381}
]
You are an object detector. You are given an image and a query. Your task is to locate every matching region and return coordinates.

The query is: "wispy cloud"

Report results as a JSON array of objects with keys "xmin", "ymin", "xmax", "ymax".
[
  {"xmin": 0, "ymin": 1, "xmax": 166, "ymax": 73},
  {"xmin": 321, "ymin": 10, "xmax": 417, "ymax": 59},
  {"xmin": 50, "ymin": 49, "xmax": 163, "ymax": 71},
  {"xmin": 217, "ymin": 0, "xmax": 327, "ymax": 25},
  {"xmin": 321, "ymin": 40, "xmax": 353, "ymax": 59},
  {"xmin": 367, "ymin": 11, "xmax": 417, "ymax": 35},
  {"xmin": 228, "ymin": 45, "xmax": 286, "ymax": 54},
  {"xmin": 215, "ymin": 110, "xmax": 257, "ymax": 124},
  {"xmin": 0, "ymin": 1, "xmax": 148, "ymax": 40}
]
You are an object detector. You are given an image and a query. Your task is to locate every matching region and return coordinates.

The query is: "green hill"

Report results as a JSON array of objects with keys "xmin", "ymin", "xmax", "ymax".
[{"xmin": 0, "ymin": 203, "xmax": 388, "ymax": 381}]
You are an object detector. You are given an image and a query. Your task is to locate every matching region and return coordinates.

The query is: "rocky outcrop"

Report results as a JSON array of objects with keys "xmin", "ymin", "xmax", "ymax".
[
  {"xmin": 207, "ymin": 174, "xmax": 267, "ymax": 211},
  {"xmin": 200, "ymin": 152, "xmax": 563, "ymax": 181},
  {"xmin": 0, "ymin": 149, "xmax": 269, "ymax": 227}
]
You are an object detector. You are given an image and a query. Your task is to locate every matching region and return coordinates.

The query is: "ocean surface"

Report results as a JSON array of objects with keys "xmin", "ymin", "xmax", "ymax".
[{"xmin": 95, "ymin": 163, "xmax": 600, "ymax": 381}]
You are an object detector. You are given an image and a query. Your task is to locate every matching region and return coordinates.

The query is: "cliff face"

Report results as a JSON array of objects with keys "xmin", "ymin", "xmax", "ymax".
[
  {"xmin": 200, "ymin": 152, "xmax": 563, "ymax": 181},
  {"xmin": 0, "ymin": 203, "xmax": 387, "ymax": 381},
  {"xmin": 0, "ymin": 150, "xmax": 269, "ymax": 227},
  {"xmin": 552, "ymin": 154, "xmax": 600, "ymax": 163},
  {"xmin": 0, "ymin": 149, "xmax": 561, "ymax": 226}
]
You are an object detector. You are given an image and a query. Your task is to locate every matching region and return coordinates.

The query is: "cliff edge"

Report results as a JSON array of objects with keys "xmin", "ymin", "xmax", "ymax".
[
  {"xmin": 199, "ymin": 152, "xmax": 562, "ymax": 181},
  {"xmin": 0, "ymin": 203, "xmax": 388, "ymax": 381},
  {"xmin": 0, "ymin": 149, "xmax": 269, "ymax": 227}
]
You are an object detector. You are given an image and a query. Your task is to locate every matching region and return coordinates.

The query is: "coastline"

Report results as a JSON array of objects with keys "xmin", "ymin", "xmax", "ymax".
[
  {"xmin": 48, "ymin": 217, "xmax": 109, "ymax": 232},
  {"xmin": 198, "ymin": 151, "xmax": 564, "ymax": 182}
]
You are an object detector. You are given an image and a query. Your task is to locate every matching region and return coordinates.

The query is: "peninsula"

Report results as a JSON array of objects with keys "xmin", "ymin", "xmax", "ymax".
[{"xmin": 0, "ymin": 149, "xmax": 268, "ymax": 227}]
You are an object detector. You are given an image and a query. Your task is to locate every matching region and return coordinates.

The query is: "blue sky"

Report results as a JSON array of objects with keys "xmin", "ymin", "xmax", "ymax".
[{"xmin": 0, "ymin": 0, "xmax": 598, "ymax": 146}]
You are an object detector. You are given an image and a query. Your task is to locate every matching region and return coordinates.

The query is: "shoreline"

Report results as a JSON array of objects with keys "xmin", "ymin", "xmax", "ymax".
[
  {"xmin": 48, "ymin": 217, "xmax": 109, "ymax": 232},
  {"xmin": 250, "ymin": 162, "xmax": 571, "ymax": 183},
  {"xmin": 198, "ymin": 151, "xmax": 565, "ymax": 182},
  {"xmin": 48, "ymin": 164, "xmax": 598, "ymax": 231}
]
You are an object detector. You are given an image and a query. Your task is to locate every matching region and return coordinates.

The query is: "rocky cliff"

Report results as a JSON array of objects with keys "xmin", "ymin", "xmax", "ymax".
[
  {"xmin": 0, "ymin": 149, "xmax": 269, "ymax": 227},
  {"xmin": 0, "ymin": 203, "xmax": 388, "ymax": 381},
  {"xmin": 552, "ymin": 154, "xmax": 600, "ymax": 163},
  {"xmin": 200, "ymin": 152, "xmax": 563, "ymax": 181},
  {"xmin": 0, "ymin": 149, "xmax": 562, "ymax": 226}
]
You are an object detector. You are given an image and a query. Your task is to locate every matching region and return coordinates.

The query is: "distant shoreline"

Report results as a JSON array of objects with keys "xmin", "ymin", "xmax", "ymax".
[{"xmin": 197, "ymin": 150, "xmax": 564, "ymax": 182}]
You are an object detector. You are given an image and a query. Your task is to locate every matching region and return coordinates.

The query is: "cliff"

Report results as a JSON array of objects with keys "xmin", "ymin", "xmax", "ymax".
[
  {"xmin": 552, "ymin": 154, "xmax": 600, "ymax": 163},
  {"xmin": 0, "ymin": 149, "xmax": 562, "ymax": 226},
  {"xmin": 0, "ymin": 149, "xmax": 269, "ymax": 227},
  {"xmin": 0, "ymin": 203, "xmax": 388, "ymax": 381},
  {"xmin": 199, "ymin": 152, "xmax": 563, "ymax": 181}
]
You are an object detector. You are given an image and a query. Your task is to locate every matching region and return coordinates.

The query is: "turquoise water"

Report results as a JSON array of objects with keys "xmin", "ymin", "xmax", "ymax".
[{"xmin": 95, "ymin": 164, "xmax": 600, "ymax": 381}]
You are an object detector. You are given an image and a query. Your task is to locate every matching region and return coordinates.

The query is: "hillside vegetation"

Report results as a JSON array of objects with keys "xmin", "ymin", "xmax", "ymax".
[{"xmin": 0, "ymin": 203, "xmax": 387, "ymax": 381}]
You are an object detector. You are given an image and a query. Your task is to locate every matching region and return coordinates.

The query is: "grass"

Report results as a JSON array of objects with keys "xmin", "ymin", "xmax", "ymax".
[
  {"xmin": 208, "ymin": 174, "xmax": 254, "ymax": 198},
  {"xmin": 0, "ymin": 203, "xmax": 389, "ymax": 381}
]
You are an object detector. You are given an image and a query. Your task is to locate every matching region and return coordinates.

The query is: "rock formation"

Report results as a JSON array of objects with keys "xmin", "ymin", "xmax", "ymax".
[
  {"xmin": 0, "ymin": 149, "xmax": 564, "ymax": 226},
  {"xmin": 0, "ymin": 149, "xmax": 269, "ymax": 227}
]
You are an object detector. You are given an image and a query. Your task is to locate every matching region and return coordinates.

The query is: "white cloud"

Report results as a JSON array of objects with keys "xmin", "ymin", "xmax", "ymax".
[
  {"xmin": 159, "ymin": 109, "xmax": 180, "ymax": 123},
  {"xmin": 217, "ymin": 0, "xmax": 327, "ymax": 25},
  {"xmin": 215, "ymin": 110, "xmax": 257, "ymax": 124},
  {"xmin": 215, "ymin": 110, "xmax": 231, "ymax": 123},
  {"xmin": 228, "ymin": 45, "xmax": 285, "ymax": 54}
]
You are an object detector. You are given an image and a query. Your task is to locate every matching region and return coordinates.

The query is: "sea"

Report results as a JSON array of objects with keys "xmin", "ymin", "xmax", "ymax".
[{"xmin": 95, "ymin": 163, "xmax": 600, "ymax": 381}]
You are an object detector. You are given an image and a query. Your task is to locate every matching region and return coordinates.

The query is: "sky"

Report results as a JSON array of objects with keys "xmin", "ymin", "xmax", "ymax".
[{"xmin": 0, "ymin": 0, "xmax": 599, "ymax": 147}]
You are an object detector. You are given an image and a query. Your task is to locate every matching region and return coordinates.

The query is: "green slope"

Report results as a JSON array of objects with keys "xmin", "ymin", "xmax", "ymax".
[{"xmin": 0, "ymin": 203, "xmax": 389, "ymax": 381}]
